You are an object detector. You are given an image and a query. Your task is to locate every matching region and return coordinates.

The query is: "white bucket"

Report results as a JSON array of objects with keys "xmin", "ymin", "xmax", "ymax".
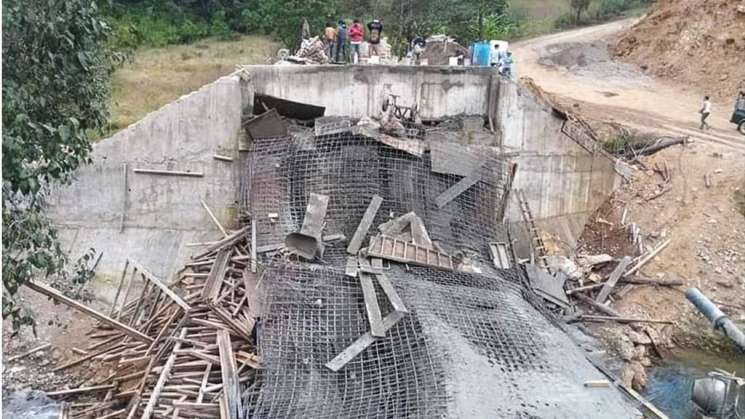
[{"xmin": 448, "ymin": 57, "xmax": 459, "ymax": 66}]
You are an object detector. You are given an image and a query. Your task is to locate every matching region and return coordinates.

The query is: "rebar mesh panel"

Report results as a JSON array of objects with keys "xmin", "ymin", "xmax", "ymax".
[
  {"xmin": 247, "ymin": 261, "xmax": 638, "ymax": 418},
  {"xmin": 241, "ymin": 128, "xmax": 639, "ymax": 418},
  {"xmin": 246, "ymin": 262, "xmax": 448, "ymax": 418},
  {"xmin": 243, "ymin": 133, "xmax": 512, "ymax": 260}
]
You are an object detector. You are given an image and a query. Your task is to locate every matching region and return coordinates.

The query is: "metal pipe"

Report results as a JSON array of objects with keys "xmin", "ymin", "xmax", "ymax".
[{"xmin": 686, "ymin": 288, "xmax": 745, "ymax": 352}]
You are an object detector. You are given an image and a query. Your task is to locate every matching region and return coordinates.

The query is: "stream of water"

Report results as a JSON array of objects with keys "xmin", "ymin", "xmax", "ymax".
[
  {"xmin": 2, "ymin": 389, "xmax": 59, "ymax": 419},
  {"xmin": 643, "ymin": 349, "xmax": 745, "ymax": 419}
]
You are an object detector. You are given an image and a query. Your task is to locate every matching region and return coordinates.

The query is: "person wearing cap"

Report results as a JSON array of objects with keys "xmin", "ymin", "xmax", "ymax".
[{"xmin": 367, "ymin": 19, "xmax": 383, "ymax": 56}]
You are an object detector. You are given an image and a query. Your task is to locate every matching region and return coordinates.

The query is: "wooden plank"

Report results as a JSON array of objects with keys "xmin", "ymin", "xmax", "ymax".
[
  {"xmin": 584, "ymin": 380, "xmax": 610, "ymax": 388},
  {"xmin": 110, "ymin": 260, "xmax": 130, "ymax": 317},
  {"xmin": 344, "ymin": 256, "xmax": 358, "ymax": 277},
  {"xmin": 358, "ymin": 272, "xmax": 385, "ymax": 337},
  {"xmin": 7, "ymin": 343, "xmax": 51, "ymax": 362},
  {"xmin": 133, "ymin": 168, "xmax": 204, "ymax": 177},
  {"xmin": 576, "ymin": 315, "xmax": 673, "ymax": 325},
  {"xmin": 130, "ymin": 261, "xmax": 190, "ymax": 311},
  {"xmin": 120, "ymin": 162, "xmax": 127, "ymax": 232},
  {"xmin": 202, "ymin": 249, "xmax": 231, "ymax": 303},
  {"xmin": 409, "ymin": 215, "xmax": 432, "ymax": 249},
  {"xmin": 192, "ymin": 225, "xmax": 251, "ymax": 260},
  {"xmin": 347, "ymin": 195, "xmax": 383, "ymax": 255},
  {"xmin": 25, "ymin": 281, "xmax": 153, "ymax": 344},
  {"xmin": 46, "ymin": 385, "xmax": 115, "ymax": 397},
  {"xmin": 217, "ymin": 330, "xmax": 242, "ymax": 419},
  {"xmin": 374, "ymin": 274, "xmax": 408, "ymax": 314},
  {"xmin": 595, "ymin": 256, "xmax": 632, "ymax": 304},
  {"xmin": 141, "ymin": 328, "xmax": 187, "ymax": 419},
  {"xmin": 201, "ymin": 199, "xmax": 228, "ymax": 237},
  {"xmin": 435, "ymin": 166, "xmax": 482, "ymax": 208},
  {"xmin": 213, "ymin": 154, "xmax": 233, "ymax": 162},
  {"xmin": 325, "ymin": 311, "xmax": 406, "ymax": 372},
  {"xmin": 573, "ymin": 292, "xmax": 622, "ymax": 317},
  {"xmin": 623, "ymin": 238, "xmax": 671, "ymax": 278},
  {"xmin": 250, "ymin": 219, "xmax": 257, "ymax": 273}
]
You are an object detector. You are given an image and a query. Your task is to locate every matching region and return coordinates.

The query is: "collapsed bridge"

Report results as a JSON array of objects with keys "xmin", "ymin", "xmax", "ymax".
[{"xmin": 46, "ymin": 65, "xmax": 636, "ymax": 418}]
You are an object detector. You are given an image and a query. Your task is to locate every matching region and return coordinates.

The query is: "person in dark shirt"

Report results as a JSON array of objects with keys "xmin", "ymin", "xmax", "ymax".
[
  {"xmin": 336, "ymin": 20, "xmax": 348, "ymax": 62},
  {"xmin": 367, "ymin": 19, "xmax": 383, "ymax": 56}
]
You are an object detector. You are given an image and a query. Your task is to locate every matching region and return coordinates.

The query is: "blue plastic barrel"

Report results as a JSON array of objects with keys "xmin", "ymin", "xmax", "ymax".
[{"xmin": 472, "ymin": 41, "xmax": 491, "ymax": 67}]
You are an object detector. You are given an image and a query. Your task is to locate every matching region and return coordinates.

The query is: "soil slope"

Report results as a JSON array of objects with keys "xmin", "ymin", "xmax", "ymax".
[{"xmin": 613, "ymin": 0, "xmax": 745, "ymax": 101}]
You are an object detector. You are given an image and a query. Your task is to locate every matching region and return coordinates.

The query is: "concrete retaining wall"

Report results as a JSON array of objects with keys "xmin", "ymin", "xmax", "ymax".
[
  {"xmin": 249, "ymin": 65, "xmax": 497, "ymax": 120},
  {"xmin": 48, "ymin": 74, "xmax": 247, "ymax": 282},
  {"xmin": 48, "ymin": 65, "xmax": 618, "ymax": 282},
  {"xmin": 495, "ymin": 80, "xmax": 619, "ymax": 250}
]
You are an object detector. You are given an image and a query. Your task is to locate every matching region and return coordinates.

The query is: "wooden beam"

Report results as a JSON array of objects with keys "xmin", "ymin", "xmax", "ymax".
[
  {"xmin": 129, "ymin": 261, "xmax": 190, "ymax": 311},
  {"xmin": 595, "ymin": 256, "xmax": 632, "ymax": 304},
  {"xmin": 25, "ymin": 281, "xmax": 153, "ymax": 344},
  {"xmin": 132, "ymin": 168, "xmax": 204, "ymax": 177},
  {"xmin": 624, "ymin": 238, "xmax": 671, "ymax": 278},
  {"xmin": 7, "ymin": 343, "xmax": 51, "ymax": 362},
  {"xmin": 201, "ymin": 199, "xmax": 228, "ymax": 237},
  {"xmin": 46, "ymin": 384, "xmax": 115, "ymax": 397},
  {"xmin": 573, "ymin": 292, "xmax": 622, "ymax": 317},
  {"xmin": 358, "ymin": 272, "xmax": 385, "ymax": 337},
  {"xmin": 374, "ymin": 273, "xmax": 408, "ymax": 314},
  {"xmin": 120, "ymin": 162, "xmax": 127, "ymax": 232},
  {"xmin": 346, "ymin": 195, "xmax": 383, "ymax": 255},
  {"xmin": 435, "ymin": 166, "xmax": 483, "ymax": 208},
  {"xmin": 217, "ymin": 330, "xmax": 242, "ymax": 419},
  {"xmin": 576, "ymin": 315, "xmax": 673, "ymax": 325},
  {"xmin": 141, "ymin": 328, "xmax": 187, "ymax": 419},
  {"xmin": 325, "ymin": 311, "xmax": 406, "ymax": 372}
]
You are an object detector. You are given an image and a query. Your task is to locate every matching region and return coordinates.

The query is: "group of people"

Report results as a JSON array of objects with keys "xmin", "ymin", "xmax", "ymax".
[
  {"xmin": 323, "ymin": 19, "xmax": 384, "ymax": 63},
  {"xmin": 491, "ymin": 45, "xmax": 514, "ymax": 78}
]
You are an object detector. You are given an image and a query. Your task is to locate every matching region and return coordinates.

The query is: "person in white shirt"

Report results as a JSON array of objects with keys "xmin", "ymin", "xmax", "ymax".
[{"xmin": 700, "ymin": 96, "xmax": 712, "ymax": 130}]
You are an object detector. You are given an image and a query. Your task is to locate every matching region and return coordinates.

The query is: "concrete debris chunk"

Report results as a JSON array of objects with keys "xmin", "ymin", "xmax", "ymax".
[
  {"xmin": 578, "ymin": 254, "xmax": 614, "ymax": 267},
  {"xmin": 285, "ymin": 193, "xmax": 330, "ymax": 260},
  {"xmin": 315, "ymin": 116, "xmax": 352, "ymax": 136},
  {"xmin": 243, "ymin": 109, "xmax": 289, "ymax": 140},
  {"xmin": 525, "ymin": 264, "xmax": 570, "ymax": 308}
]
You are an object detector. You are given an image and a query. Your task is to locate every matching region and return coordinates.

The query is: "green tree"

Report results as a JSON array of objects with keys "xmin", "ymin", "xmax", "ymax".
[
  {"xmin": 570, "ymin": 0, "xmax": 592, "ymax": 23},
  {"xmin": 2, "ymin": 0, "xmax": 109, "ymax": 328}
]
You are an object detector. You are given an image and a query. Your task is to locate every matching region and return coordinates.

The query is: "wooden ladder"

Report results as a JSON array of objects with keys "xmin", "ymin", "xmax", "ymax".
[{"xmin": 516, "ymin": 189, "xmax": 550, "ymax": 272}]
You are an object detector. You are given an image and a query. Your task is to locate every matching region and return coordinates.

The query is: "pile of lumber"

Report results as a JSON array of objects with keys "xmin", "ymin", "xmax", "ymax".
[
  {"xmin": 563, "ymin": 238, "xmax": 678, "ymax": 324},
  {"xmin": 31, "ymin": 226, "xmax": 259, "ymax": 419}
]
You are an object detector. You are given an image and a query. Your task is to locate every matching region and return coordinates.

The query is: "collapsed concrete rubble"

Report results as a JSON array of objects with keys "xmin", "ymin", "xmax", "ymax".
[{"xmin": 31, "ymin": 98, "xmax": 656, "ymax": 418}]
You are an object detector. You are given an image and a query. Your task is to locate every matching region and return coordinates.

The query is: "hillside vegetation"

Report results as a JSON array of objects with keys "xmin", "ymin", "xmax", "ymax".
[{"xmin": 108, "ymin": 35, "xmax": 277, "ymax": 133}]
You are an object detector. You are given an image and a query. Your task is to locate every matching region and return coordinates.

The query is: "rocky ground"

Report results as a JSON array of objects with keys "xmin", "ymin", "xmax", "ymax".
[
  {"xmin": 2, "ymin": 288, "xmax": 111, "ymax": 393},
  {"xmin": 573, "ymin": 138, "xmax": 745, "ymax": 390}
]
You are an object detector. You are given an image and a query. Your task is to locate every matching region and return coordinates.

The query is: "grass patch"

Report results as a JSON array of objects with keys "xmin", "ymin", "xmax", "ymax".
[
  {"xmin": 103, "ymin": 35, "xmax": 278, "ymax": 137},
  {"xmin": 735, "ymin": 189, "xmax": 745, "ymax": 218}
]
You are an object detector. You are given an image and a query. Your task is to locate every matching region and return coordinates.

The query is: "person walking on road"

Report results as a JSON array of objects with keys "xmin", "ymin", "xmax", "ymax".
[
  {"xmin": 367, "ymin": 19, "xmax": 383, "ymax": 56},
  {"xmin": 336, "ymin": 20, "xmax": 348, "ymax": 62},
  {"xmin": 699, "ymin": 96, "xmax": 712, "ymax": 130},
  {"xmin": 323, "ymin": 22, "xmax": 337, "ymax": 62},
  {"xmin": 348, "ymin": 19, "xmax": 364, "ymax": 63}
]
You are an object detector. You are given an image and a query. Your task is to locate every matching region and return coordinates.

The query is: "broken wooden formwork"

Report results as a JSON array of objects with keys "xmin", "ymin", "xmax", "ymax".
[{"xmin": 35, "ymin": 231, "xmax": 261, "ymax": 419}]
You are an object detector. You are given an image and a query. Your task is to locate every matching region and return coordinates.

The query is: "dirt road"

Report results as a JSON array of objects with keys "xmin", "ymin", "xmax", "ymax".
[{"xmin": 512, "ymin": 19, "xmax": 745, "ymax": 152}]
